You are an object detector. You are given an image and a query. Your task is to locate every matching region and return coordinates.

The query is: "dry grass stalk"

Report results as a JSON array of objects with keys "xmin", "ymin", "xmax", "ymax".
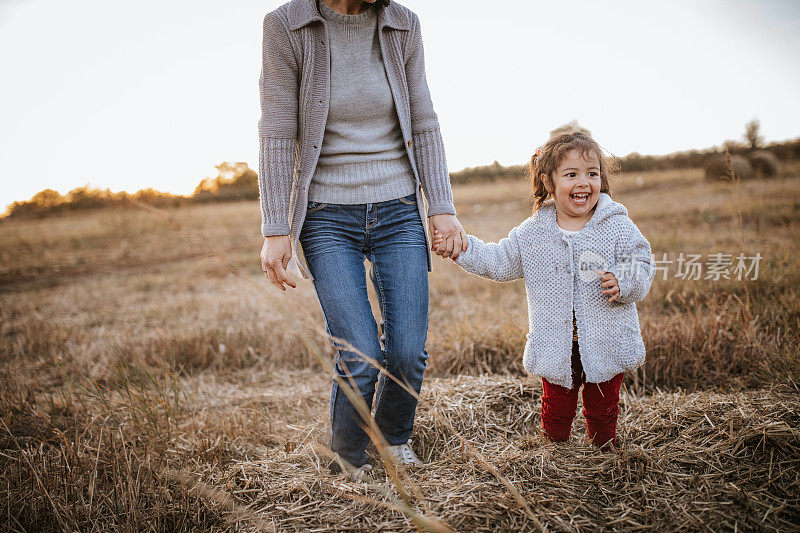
[{"xmin": 157, "ymin": 467, "xmax": 276, "ymax": 532}]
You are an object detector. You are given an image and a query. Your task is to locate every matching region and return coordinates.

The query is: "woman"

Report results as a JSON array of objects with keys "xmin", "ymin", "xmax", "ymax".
[{"xmin": 257, "ymin": 0, "xmax": 465, "ymax": 476}]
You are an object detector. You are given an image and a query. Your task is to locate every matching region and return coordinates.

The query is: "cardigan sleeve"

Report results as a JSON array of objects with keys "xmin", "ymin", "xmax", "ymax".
[
  {"xmin": 607, "ymin": 220, "xmax": 653, "ymax": 304},
  {"xmin": 258, "ymin": 11, "xmax": 299, "ymax": 237},
  {"xmin": 405, "ymin": 12, "xmax": 456, "ymax": 217},
  {"xmin": 454, "ymin": 224, "xmax": 525, "ymax": 282}
]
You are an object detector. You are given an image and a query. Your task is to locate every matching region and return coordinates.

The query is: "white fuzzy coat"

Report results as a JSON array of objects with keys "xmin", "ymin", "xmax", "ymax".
[{"xmin": 455, "ymin": 193, "xmax": 653, "ymax": 389}]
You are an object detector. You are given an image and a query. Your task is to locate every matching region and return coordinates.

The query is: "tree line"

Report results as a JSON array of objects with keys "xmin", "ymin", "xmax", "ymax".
[{"xmin": 3, "ymin": 122, "xmax": 798, "ymax": 220}]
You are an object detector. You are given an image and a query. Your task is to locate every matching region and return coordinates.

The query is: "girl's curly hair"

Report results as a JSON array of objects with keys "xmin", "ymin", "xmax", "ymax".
[{"xmin": 528, "ymin": 131, "xmax": 619, "ymax": 213}]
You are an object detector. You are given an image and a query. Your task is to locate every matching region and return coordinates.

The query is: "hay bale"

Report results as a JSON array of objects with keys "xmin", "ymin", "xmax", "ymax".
[
  {"xmin": 704, "ymin": 154, "xmax": 753, "ymax": 181},
  {"xmin": 748, "ymin": 149, "xmax": 779, "ymax": 178}
]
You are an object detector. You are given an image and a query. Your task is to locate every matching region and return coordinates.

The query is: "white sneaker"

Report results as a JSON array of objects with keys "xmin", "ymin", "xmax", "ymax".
[{"xmin": 387, "ymin": 439, "xmax": 424, "ymax": 467}]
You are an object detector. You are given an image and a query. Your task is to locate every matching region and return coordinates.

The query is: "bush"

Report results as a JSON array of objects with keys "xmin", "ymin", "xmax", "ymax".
[
  {"xmin": 748, "ymin": 150, "xmax": 779, "ymax": 178},
  {"xmin": 704, "ymin": 154, "xmax": 753, "ymax": 181}
]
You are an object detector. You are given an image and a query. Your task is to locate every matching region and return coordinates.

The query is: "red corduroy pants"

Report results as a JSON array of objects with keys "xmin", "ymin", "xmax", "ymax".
[{"xmin": 541, "ymin": 341, "xmax": 624, "ymax": 448}]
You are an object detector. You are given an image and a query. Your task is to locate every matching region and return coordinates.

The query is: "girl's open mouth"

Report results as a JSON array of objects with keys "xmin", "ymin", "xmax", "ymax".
[{"xmin": 570, "ymin": 192, "xmax": 589, "ymax": 205}]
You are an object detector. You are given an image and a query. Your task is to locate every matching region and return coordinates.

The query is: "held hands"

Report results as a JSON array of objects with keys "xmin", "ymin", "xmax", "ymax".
[
  {"xmin": 261, "ymin": 214, "xmax": 468, "ymax": 290},
  {"xmin": 261, "ymin": 235, "xmax": 297, "ymax": 291},
  {"xmin": 429, "ymin": 213, "xmax": 467, "ymax": 260},
  {"xmin": 595, "ymin": 269, "xmax": 620, "ymax": 302}
]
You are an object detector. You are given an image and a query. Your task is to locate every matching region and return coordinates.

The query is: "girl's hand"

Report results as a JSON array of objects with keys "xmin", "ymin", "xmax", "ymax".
[
  {"xmin": 432, "ymin": 229, "xmax": 445, "ymax": 255},
  {"xmin": 595, "ymin": 269, "xmax": 620, "ymax": 302},
  {"xmin": 433, "ymin": 228, "xmax": 466, "ymax": 260}
]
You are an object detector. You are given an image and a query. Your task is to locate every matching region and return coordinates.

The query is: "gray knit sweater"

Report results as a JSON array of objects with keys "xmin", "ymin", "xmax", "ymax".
[
  {"xmin": 309, "ymin": 1, "xmax": 416, "ymax": 204},
  {"xmin": 455, "ymin": 193, "xmax": 653, "ymax": 389},
  {"xmin": 258, "ymin": 0, "xmax": 456, "ymax": 279}
]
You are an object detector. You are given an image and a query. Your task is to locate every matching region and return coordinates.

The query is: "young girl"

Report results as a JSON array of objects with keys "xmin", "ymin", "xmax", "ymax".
[{"xmin": 434, "ymin": 131, "xmax": 652, "ymax": 450}]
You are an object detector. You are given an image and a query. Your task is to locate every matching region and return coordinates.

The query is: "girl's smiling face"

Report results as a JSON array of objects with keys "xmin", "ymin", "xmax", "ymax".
[{"xmin": 543, "ymin": 148, "xmax": 602, "ymax": 228}]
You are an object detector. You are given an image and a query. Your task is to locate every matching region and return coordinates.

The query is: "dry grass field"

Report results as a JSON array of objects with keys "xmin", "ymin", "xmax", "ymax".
[{"xmin": 1, "ymin": 165, "xmax": 799, "ymax": 531}]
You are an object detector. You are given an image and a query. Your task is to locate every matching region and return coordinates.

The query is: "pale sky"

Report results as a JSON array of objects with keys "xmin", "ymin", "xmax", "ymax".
[{"xmin": 1, "ymin": 0, "xmax": 799, "ymax": 212}]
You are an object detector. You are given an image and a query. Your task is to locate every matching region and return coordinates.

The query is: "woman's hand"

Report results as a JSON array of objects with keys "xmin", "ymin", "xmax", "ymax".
[
  {"xmin": 261, "ymin": 236, "xmax": 297, "ymax": 291},
  {"xmin": 595, "ymin": 269, "xmax": 620, "ymax": 302},
  {"xmin": 429, "ymin": 214, "xmax": 467, "ymax": 260}
]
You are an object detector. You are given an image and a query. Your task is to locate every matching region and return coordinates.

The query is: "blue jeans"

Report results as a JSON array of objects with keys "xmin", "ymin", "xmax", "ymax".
[{"xmin": 299, "ymin": 192, "xmax": 430, "ymax": 467}]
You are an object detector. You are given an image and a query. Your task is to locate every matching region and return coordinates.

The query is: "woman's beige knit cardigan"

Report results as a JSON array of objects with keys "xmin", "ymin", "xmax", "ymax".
[{"xmin": 258, "ymin": 0, "xmax": 456, "ymax": 279}]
